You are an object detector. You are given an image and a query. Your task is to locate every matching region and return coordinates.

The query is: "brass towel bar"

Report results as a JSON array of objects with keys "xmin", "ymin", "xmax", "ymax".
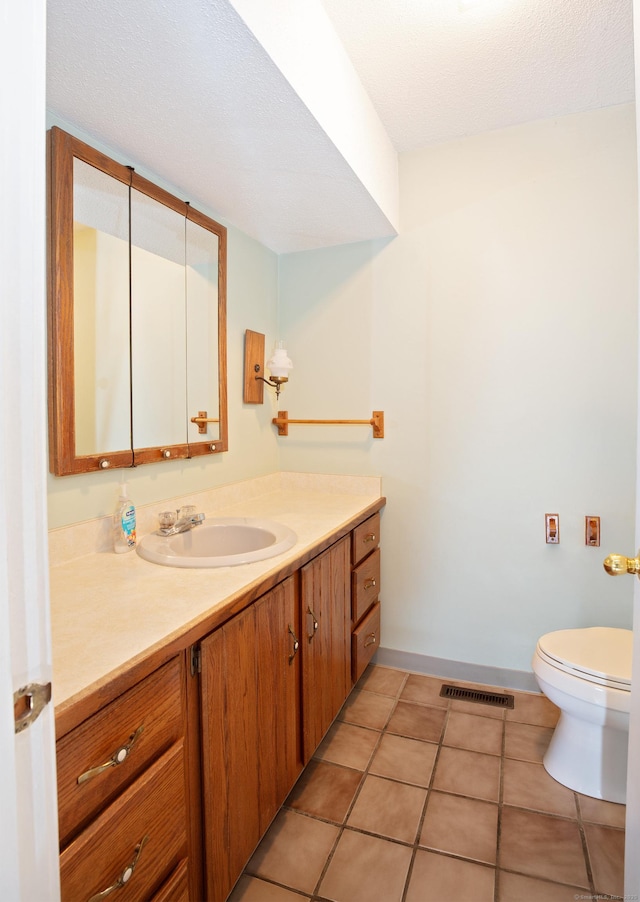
[{"xmin": 272, "ymin": 410, "xmax": 384, "ymax": 438}]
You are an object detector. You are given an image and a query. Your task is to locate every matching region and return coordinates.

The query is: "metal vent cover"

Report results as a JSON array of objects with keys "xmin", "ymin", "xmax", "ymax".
[{"xmin": 439, "ymin": 684, "xmax": 515, "ymax": 709}]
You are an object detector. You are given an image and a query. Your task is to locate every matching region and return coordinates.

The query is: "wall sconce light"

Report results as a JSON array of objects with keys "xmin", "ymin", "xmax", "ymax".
[
  {"xmin": 263, "ymin": 342, "xmax": 293, "ymax": 400},
  {"xmin": 244, "ymin": 330, "xmax": 293, "ymax": 403}
]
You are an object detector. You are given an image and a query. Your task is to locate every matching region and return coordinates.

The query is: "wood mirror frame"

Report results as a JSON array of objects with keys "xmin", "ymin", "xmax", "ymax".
[{"xmin": 47, "ymin": 127, "xmax": 228, "ymax": 476}]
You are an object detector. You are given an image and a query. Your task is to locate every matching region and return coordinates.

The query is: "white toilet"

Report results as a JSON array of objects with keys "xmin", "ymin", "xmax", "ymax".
[{"xmin": 532, "ymin": 626, "xmax": 632, "ymax": 804}]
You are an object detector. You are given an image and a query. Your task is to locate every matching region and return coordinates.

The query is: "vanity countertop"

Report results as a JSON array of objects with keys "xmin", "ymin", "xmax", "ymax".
[{"xmin": 49, "ymin": 472, "xmax": 384, "ymax": 733}]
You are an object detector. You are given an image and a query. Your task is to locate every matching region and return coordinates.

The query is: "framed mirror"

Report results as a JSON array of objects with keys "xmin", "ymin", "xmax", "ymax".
[{"xmin": 47, "ymin": 127, "xmax": 228, "ymax": 475}]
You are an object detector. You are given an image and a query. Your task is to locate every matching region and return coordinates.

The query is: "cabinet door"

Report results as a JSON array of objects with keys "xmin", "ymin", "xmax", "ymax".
[
  {"xmin": 200, "ymin": 579, "xmax": 302, "ymax": 902},
  {"xmin": 300, "ymin": 536, "xmax": 351, "ymax": 762},
  {"xmin": 255, "ymin": 577, "xmax": 302, "ymax": 833},
  {"xmin": 200, "ymin": 606, "xmax": 259, "ymax": 902}
]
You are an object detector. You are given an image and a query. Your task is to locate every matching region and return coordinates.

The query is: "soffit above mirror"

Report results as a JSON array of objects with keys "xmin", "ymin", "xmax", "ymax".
[{"xmin": 46, "ymin": 0, "xmax": 399, "ymax": 255}]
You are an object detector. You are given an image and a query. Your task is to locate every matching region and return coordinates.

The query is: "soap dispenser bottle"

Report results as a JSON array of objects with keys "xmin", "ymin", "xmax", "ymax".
[{"xmin": 113, "ymin": 482, "xmax": 137, "ymax": 553}]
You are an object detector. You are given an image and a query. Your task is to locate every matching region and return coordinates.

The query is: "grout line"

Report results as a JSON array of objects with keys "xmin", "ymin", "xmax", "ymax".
[
  {"xmin": 575, "ymin": 792, "xmax": 597, "ymax": 895},
  {"xmin": 309, "ymin": 688, "xmax": 391, "ymax": 901},
  {"xmin": 401, "ymin": 696, "xmax": 452, "ymax": 901},
  {"xmin": 309, "ymin": 823, "xmax": 344, "ymax": 901},
  {"xmin": 494, "ymin": 704, "xmax": 507, "ymax": 902}
]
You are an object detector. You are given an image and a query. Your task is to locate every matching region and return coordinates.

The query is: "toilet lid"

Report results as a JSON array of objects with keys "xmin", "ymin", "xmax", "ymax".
[{"xmin": 537, "ymin": 627, "xmax": 632, "ymax": 687}]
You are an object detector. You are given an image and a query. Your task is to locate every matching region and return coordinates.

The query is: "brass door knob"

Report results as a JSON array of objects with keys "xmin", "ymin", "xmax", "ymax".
[{"xmin": 603, "ymin": 553, "xmax": 640, "ymax": 576}]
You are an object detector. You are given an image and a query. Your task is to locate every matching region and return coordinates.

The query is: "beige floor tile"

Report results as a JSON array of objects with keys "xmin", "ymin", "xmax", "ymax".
[
  {"xmin": 228, "ymin": 875, "xmax": 310, "ymax": 902},
  {"xmin": 506, "ymin": 690, "xmax": 560, "ymax": 727},
  {"xmin": 444, "ymin": 710, "xmax": 504, "ymax": 755},
  {"xmin": 356, "ymin": 665, "xmax": 407, "ymax": 697},
  {"xmin": 347, "ymin": 774, "xmax": 427, "ymax": 843},
  {"xmin": 314, "ymin": 721, "xmax": 380, "ymax": 771},
  {"xmin": 318, "ymin": 829, "xmax": 412, "ymax": 902},
  {"xmin": 420, "ymin": 791, "xmax": 498, "ymax": 864},
  {"xmin": 448, "ymin": 698, "xmax": 506, "ymax": 719},
  {"xmin": 400, "ymin": 673, "xmax": 449, "ymax": 708},
  {"xmin": 497, "ymin": 870, "xmax": 587, "ymax": 901},
  {"xmin": 504, "ymin": 720, "xmax": 554, "ymax": 763},
  {"xmin": 499, "ymin": 807, "xmax": 589, "ymax": 888},
  {"xmin": 368, "ymin": 733, "xmax": 438, "ymax": 787},
  {"xmin": 285, "ymin": 760, "xmax": 362, "ymax": 823},
  {"xmin": 241, "ymin": 674, "xmax": 601, "ymax": 901},
  {"xmin": 338, "ymin": 689, "xmax": 396, "ymax": 729},
  {"xmin": 578, "ymin": 793, "xmax": 626, "ymax": 828},
  {"xmin": 246, "ymin": 809, "xmax": 339, "ymax": 894},
  {"xmin": 386, "ymin": 700, "xmax": 447, "ymax": 742},
  {"xmin": 432, "ymin": 746, "xmax": 501, "ymax": 801},
  {"xmin": 502, "ymin": 758, "xmax": 577, "ymax": 818},
  {"xmin": 405, "ymin": 849, "xmax": 495, "ymax": 902},
  {"xmin": 584, "ymin": 822, "xmax": 625, "ymax": 898}
]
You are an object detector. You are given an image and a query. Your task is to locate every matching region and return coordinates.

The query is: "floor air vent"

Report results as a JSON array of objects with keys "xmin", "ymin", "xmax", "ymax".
[{"xmin": 439, "ymin": 684, "xmax": 515, "ymax": 709}]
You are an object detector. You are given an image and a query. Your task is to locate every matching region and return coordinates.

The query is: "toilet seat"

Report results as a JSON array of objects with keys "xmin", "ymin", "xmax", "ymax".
[{"xmin": 536, "ymin": 627, "xmax": 632, "ymax": 691}]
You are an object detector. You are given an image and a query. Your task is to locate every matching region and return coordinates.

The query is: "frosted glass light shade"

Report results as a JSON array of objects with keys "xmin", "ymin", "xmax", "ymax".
[{"xmin": 267, "ymin": 344, "xmax": 293, "ymax": 379}]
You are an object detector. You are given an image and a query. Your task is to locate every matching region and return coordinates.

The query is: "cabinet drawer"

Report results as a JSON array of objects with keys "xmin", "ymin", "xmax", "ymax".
[
  {"xmin": 57, "ymin": 657, "xmax": 184, "ymax": 847},
  {"xmin": 352, "ymin": 547, "xmax": 380, "ymax": 624},
  {"xmin": 352, "ymin": 513, "xmax": 380, "ymax": 566},
  {"xmin": 151, "ymin": 859, "xmax": 189, "ymax": 902},
  {"xmin": 352, "ymin": 601, "xmax": 381, "ymax": 683},
  {"xmin": 60, "ymin": 742, "xmax": 187, "ymax": 902}
]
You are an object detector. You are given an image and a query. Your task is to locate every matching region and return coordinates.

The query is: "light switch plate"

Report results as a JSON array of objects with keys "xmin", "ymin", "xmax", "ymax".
[
  {"xmin": 545, "ymin": 513, "xmax": 559, "ymax": 544},
  {"xmin": 585, "ymin": 516, "xmax": 600, "ymax": 547}
]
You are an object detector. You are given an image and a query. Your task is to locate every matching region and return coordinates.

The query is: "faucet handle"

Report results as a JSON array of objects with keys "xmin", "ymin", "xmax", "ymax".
[
  {"xmin": 178, "ymin": 504, "xmax": 197, "ymax": 520},
  {"xmin": 158, "ymin": 511, "xmax": 177, "ymax": 530}
]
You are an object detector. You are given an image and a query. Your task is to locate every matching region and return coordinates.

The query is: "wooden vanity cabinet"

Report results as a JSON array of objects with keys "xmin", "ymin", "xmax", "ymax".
[
  {"xmin": 351, "ymin": 512, "xmax": 382, "ymax": 681},
  {"xmin": 55, "ymin": 503, "xmax": 383, "ymax": 901},
  {"xmin": 56, "ymin": 655, "xmax": 193, "ymax": 901}
]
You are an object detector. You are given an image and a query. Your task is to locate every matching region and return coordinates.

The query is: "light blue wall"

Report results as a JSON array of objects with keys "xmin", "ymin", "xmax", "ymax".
[{"xmin": 277, "ymin": 104, "xmax": 639, "ymax": 673}]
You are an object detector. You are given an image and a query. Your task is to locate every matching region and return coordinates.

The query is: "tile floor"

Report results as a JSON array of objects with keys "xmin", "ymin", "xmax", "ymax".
[{"xmin": 229, "ymin": 665, "xmax": 625, "ymax": 902}]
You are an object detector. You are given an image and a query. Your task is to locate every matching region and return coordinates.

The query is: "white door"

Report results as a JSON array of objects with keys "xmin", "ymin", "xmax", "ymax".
[
  {"xmin": 625, "ymin": 5, "xmax": 640, "ymax": 892},
  {"xmin": 627, "ymin": 622, "xmax": 640, "ymax": 891},
  {"xmin": 0, "ymin": 2, "xmax": 61, "ymax": 899}
]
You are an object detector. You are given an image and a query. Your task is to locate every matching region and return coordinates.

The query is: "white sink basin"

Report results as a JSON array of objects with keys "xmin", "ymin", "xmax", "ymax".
[{"xmin": 137, "ymin": 517, "xmax": 297, "ymax": 568}]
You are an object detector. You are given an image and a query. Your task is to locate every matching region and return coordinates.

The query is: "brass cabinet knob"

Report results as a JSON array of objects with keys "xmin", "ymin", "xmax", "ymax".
[{"xmin": 603, "ymin": 553, "xmax": 640, "ymax": 576}]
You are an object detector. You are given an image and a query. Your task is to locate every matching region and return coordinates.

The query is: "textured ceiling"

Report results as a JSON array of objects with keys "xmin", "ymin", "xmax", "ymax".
[
  {"xmin": 322, "ymin": 0, "xmax": 635, "ymax": 152},
  {"xmin": 46, "ymin": 0, "xmax": 635, "ymax": 253}
]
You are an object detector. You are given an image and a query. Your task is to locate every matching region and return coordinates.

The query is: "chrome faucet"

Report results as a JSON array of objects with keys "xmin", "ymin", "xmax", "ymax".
[{"xmin": 157, "ymin": 512, "xmax": 205, "ymax": 536}]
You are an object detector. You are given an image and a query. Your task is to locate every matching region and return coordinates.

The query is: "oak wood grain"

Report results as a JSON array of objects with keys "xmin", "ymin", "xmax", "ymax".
[
  {"xmin": 57, "ymin": 656, "xmax": 184, "ymax": 848},
  {"xmin": 59, "ymin": 742, "xmax": 187, "ymax": 902}
]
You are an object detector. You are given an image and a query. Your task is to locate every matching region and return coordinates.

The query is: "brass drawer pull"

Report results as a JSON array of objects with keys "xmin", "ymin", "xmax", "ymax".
[
  {"xmin": 364, "ymin": 578, "xmax": 377, "ymax": 590},
  {"xmin": 77, "ymin": 725, "xmax": 144, "ymax": 785},
  {"xmin": 307, "ymin": 606, "xmax": 319, "ymax": 642},
  {"xmin": 364, "ymin": 533, "xmax": 377, "ymax": 544},
  {"xmin": 87, "ymin": 835, "xmax": 149, "ymax": 902},
  {"xmin": 288, "ymin": 624, "xmax": 300, "ymax": 663},
  {"xmin": 364, "ymin": 633, "xmax": 377, "ymax": 648}
]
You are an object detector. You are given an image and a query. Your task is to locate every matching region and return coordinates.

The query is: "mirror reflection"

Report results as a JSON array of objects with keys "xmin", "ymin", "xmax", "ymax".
[
  {"xmin": 130, "ymin": 187, "xmax": 188, "ymax": 450},
  {"xmin": 185, "ymin": 215, "xmax": 220, "ymax": 445},
  {"xmin": 73, "ymin": 158, "xmax": 130, "ymax": 457}
]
